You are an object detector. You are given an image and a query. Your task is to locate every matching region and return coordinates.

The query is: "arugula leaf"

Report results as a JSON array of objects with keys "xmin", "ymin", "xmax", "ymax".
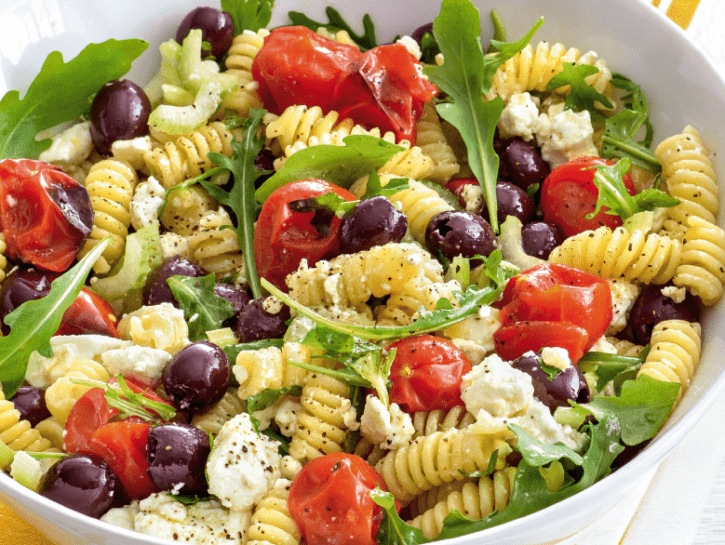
[
  {"xmin": 288, "ymin": 359, "xmax": 373, "ymax": 388},
  {"xmin": 223, "ymin": 339, "xmax": 284, "ymax": 363},
  {"xmin": 425, "ymin": 0, "xmax": 543, "ymax": 232},
  {"xmin": 168, "ymin": 493, "xmax": 214, "ymax": 505},
  {"xmin": 0, "ymin": 40, "xmax": 147, "ymax": 159},
  {"xmin": 255, "ymin": 135, "xmax": 404, "ymax": 203},
  {"xmin": 246, "ymin": 385, "xmax": 303, "ymax": 413},
  {"xmin": 546, "ymin": 63, "xmax": 613, "ymax": 123},
  {"xmin": 419, "ymin": 31, "xmax": 442, "ymax": 65},
  {"xmin": 362, "ymin": 172, "xmax": 410, "ymax": 199},
  {"xmin": 204, "ymin": 108, "xmax": 266, "ymax": 299},
  {"xmin": 372, "ymin": 488, "xmax": 431, "ymax": 545},
  {"xmin": 508, "ymin": 425, "xmax": 583, "ymax": 467},
  {"xmin": 167, "ymin": 274, "xmax": 235, "ymax": 341},
  {"xmin": 0, "ymin": 239, "xmax": 110, "ymax": 398},
  {"xmin": 349, "ymin": 349, "xmax": 396, "ymax": 408},
  {"xmin": 288, "ymin": 7, "xmax": 378, "ymax": 51},
  {"xmin": 459, "ymin": 450, "xmax": 499, "ymax": 478},
  {"xmin": 486, "ymin": 10, "xmax": 507, "ymax": 53},
  {"xmin": 221, "ymin": 0, "xmax": 274, "ymax": 34},
  {"xmin": 578, "ymin": 347, "xmax": 649, "ymax": 392}
]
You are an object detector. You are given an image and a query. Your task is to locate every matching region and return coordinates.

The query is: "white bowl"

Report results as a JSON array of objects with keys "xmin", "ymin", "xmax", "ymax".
[{"xmin": 0, "ymin": 0, "xmax": 724, "ymax": 544}]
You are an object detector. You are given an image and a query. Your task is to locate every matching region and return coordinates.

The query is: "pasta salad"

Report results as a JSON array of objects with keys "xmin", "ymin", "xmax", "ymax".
[{"xmin": 0, "ymin": 0, "xmax": 723, "ymax": 543}]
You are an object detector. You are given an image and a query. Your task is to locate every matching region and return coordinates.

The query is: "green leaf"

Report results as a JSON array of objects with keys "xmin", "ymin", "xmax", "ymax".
[
  {"xmin": 578, "ymin": 348, "xmax": 648, "ymax": 392},
  {"xmin": 223, "ymin": 339, "xmax": 284, "ymax": 363},
  {"xmin": 288, "ymin": 7, "xmax": 378, "ymax": 51},
  {"xmin": 349, "ymin": 349, "xmax": 395, "ymax": 408},
  {"xmin": 167, "ymin": 493, "xmax": 214, "ymax": 505},
  {"xmin": 0, "ymin": 239, "xmax": 110, "ymax": 398},
  {"xmin": 204, "ymin": 108, "xmax": 267, "ymax": 299},
  {"xmin": 546, "ymin": 63, "xmax": 613, "ymax": 122},
  {"xmin": 372, "ymin": 488, "xmax": 431, "ymax": 544},
  {"xmin": 221, "ymin": 0, "xmax": 274, "ymax": 34},
  {"xmin": 458, "ymin": 450, "xmax": 499, "ymax": 478},
  {"xmin": 508, "ymin": 425, "xmax": 583, "ymax": 467},
  {"xmin": 539, "ymin": 363, "xmax": 562, "ymax": 382},
  {"xmin": 255, "ymin": 135, "xmax": 404, "ymax": 203},
  {"xmin": 246, "ymin": 385, "xmax": 303, "ymax": 413},
  {"xmin": 362, "ymin": 172, "xmax": 409, "ymax": 199},
  {"xmin": 486, "ymin": 10, "xmax": 507, "ymax": 53},
  {"xmin": 167, "ymin": 274, "xmax": 235, "ymax": 341},
  {"xmin": 0, "ymin": 40, "xmax": 147, "ymax": 159},
  {"xmin": 425, "ymin": 0, "xmax": 543, "ymax": 232}
]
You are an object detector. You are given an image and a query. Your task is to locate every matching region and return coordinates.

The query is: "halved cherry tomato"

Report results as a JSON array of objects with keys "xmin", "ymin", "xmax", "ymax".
[
  {"xmin": 388, "ymin": 335, "xmax": 472, "ymax": 414},
  {"xmin": 540, "ymin": 156, "xmax": 636, "ymax": 238},
  {"xmin": 89, "ymin": 421, "xmax": 157, "ymax": 500},
  {"xmin": 494, "ymin": 263, "xmax": 612, "ymax": 363},
  {"xmin": 0, "ymin": 159, "xmax": 93, "ymax": 272},
  {"xmin": 64, "ymin": 388, "xmax": 119, "ymax": 454},
  {"xmin": 254, "ymin": 179, "xmax": 356, "ymax": 291},
  {"xmin": 288, "ymin": 453, "xmax": 391, "ymax": 545},
  {"xmin": 55, "ymin": 288, "xmax": 119, "ymax": 338},
  {"xmin": 252, "ymin": 26, "xmax": 362, "ymax": 115},
  {"xmin": 331, "ymin": 44, "xmax": 438, "ymax": 142}
]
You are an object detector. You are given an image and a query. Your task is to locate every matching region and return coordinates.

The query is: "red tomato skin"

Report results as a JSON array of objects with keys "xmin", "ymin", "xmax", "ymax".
[
  {"xmin": 108, "ymin": 376, "xmax": 173, "ymax": 409},
  {"xmin": 0, "ymin": 159, "xmax": 92, "ymax": 272},
  {"xmin": 541, "ymin": 156, "xmax": 636, "ymax": 238},
  {"xmin": 252, "ymin": 26, "xmax": 362, "ymax": 114},
  {"xmin": 444, "ymin": 178, "xmax": 477, "ymax": 208},
  {"xmin": 64, "ymin": 388, "xmax": 119, "ymax": 455},
  {"xmin": 331, "ymin": 44, "xmax": 438, "ymax": 143},
  {"xmin": 55, "ymin": 288, "xmax": 119, "ymax": 338},
  {"xmin": 494, "ymin": 321, "xmax": 590, "ymax": 363},
  {"xmin": 254, "ymin": 179, "xmax": 356, "ymax": 291},
  {"xmin": 89, "ymin": 421, "xmax": 157, "ymax": 500},
  {"xmin": 388, "ymin": 335, "xmax": 472, "ymax": 414},
  {"xmin": 288, "ymin": 453, "xmax": 389, "ymax": 545}
]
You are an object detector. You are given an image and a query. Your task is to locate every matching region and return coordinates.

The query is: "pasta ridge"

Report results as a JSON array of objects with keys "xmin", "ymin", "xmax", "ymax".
[
  {"xmin": 247, "ymin": 483, "xmax": 301, "ymax": 545},
  {"xmin": 672, "ymin": 216, "xmax": 725, "ymax": 305},
  {"xmin": 223, "ymin": 29, "xmax": 270, "ymax": 117}
]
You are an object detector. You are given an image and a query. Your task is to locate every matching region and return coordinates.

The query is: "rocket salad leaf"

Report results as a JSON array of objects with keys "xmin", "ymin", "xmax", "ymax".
[
  {"xmin": 288, "ymin": 7, "xmax": 378, "ymax": 51},
  {"xmin": 221, "ymin": 0, "xmax": 275, "ymax": 34},
  {"xmin": 546, "ymin": 63, "xmax": 613, "ymax": 123},
  {"xmin": 167, "ymin": 274, "xmax": 235, "ymax": 341}
]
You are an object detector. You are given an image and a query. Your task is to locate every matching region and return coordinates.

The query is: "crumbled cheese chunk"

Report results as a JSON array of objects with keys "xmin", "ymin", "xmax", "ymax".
[
  {"xmin": 252, "ymin": 397, "xmax": 303, "ymax": 438},
  {"xmin": 339, "ymin": 397, "xmax": 360, "ymax": 431},
  {"xmin": 130, "ymin": 176, "xmax": 165, "ymax": 231},
  {"xmin": 261, "ymin": 296, "xmax": 284, "ymax": 315},
  {"xmin": 396, "ymin": 35, "xmax": 422, "ymax": 60},
  {"xmin": 111, "ymin": 135, "xmax": 154, "ymax": 170},
  {"xmin": 540, "ymin": 347, "xmax": 571, "ymax": 371},
  {"xmin": 101, "ymin": 502, "xmax": 140, "ymax": 531},
  {"xmin": 460, "ymin": 354, "xmax": 534, "ymax": 417},
  {"xmin": 101, "ymin": 345, "xmax": 172, "ymax": 386},
  {"xmin": 160, "ymin": 232, "xmax": 191, "ymax": 260},
  {"xmin": 38, "ymin": 121, "xmax": 93, "ymax": 166},
  {"xmin": 360, "ymin": 395, "xmax": 414, "ymax": 449},
  {"xmin": 498, "ymin": 92, "xmax": 542, "ymax": 141},
  {"xmin": 661, "ymin": 285, "xmax": 687, "ymax": 304},
  {"xmin": 460, "ymin": 183, "xmax": 483, "ymax": 213},
  {"xmin": 588, "ymin": 336, "xmax": 618, "ymax": 355},
  {"xmin": 443, "ymin": 305, "xmax": 500, "ymax": 355},
  {"xmin": 606, "ymin": 279, "xmax": 642, "ymax": 335},
  {"xmin": 206, "ymin": 413, "xmax": 281, "ymax": 512},
  {"xmin": 280, "ymin": 455, "xmax": 303, "ymax": 480},
  {"xmin": 536, "ymin": 102, "xmax": 598, "ymax": 168}
]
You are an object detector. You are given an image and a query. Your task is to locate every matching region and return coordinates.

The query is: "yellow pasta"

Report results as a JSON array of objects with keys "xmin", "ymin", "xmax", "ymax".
[
  {"xmin": 187, "ymin": 208, "xmax": 245, "ymax": 278},
  {"xmin": 672, "ymin": 216, "xmax": 725, "ymax": 305},
  {"xmin": 406, "ymin": 479, "xmax": 472, "ymax": 520},
  {"xmin": 411, "ymin": 405, "xmax": 475, "ymax": 440},
  {"xmin": 375, "ymin": 278, "xmax": 462, "ymax": 327},
  {"xmin": 265, "ymin": 105, "xmax": 354, "ymax": 151},
  {"xmin": 117, "ymin": 303, "xmax": 189, "ymax": 355},
  {"xmin": 415, "ymin": 101, "xmax": 460, "ymax": 183},
  {"xmin": 247, "ymin": 481, "xmax": 301, "ymax": 545},
  {"xmin": 0, "ymin": 233, "xmax": 7, "ymax": 283},
  {"xmin": 234, "ymin": 342, "xmax": 309, "ymax": 400},
  {"xmin": 0, "ymin": 388, "xmax": 57, "ymax": 465},
  {"xmin": 388, "ymin": 180, "xmax": 454, "ymax": 244},
  {"xmin": 160, "ymin": 184, "xmax": 218, "ymax": 236},
  {"xmin": 44, "ymin": 359, "xmax": 110, "ymax": 425},
  {"xmin": 223, "ymin": 29, "xmax": 270, "ymax": 117},
  {"xmin": 34, "ymin": 416, "xmax": 65, "ymax": 451},
  {"xmin": 190, "ymin": 389, "xmax": 246, "ymax": 437}
]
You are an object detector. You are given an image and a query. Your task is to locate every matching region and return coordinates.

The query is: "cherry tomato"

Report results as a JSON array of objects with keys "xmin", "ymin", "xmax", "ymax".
[
  {"xmin": 64, "ymin": 389, "xmax": 119, "ymax": 455},
  {"xmin": 331, "ymin": 44, "xmax": 438, "ymax": 142},
  {"xmin": 540, "ymin": 156, "xmax": 635, "ymax": 238},
  {"xmin": 55, "ymin": 288, "xmax": 119, "ymax": 338},
  {"xmin": 288, "ymin": 453, "xmax": 390, "ymax": 545},
  {"xmin": 89, "ymin": 421, "xmax": 157, "ymax": 500},
  {"xmin": 0, "ymin": 159, "xmax": 93, "ymax": 272},
  {"xmin": 494, "ymin": 263, "xmax": 612, "ymax": 363},
  {"xmin": 252, "ymin": 26, "xmax": 362, "ymax": 114},
  {"xmin": 388, "ymin": 335, "xmax": 472, "ymax": 413},
  {"xmin": 254, "ymin": 179, "xmax": 356, "ymax": 291},
  {"xmin": 444, "ymin": 178, "xmax": 477, "ymax": 209},
  {"xmin": 494, "ymin": 321, "xmax": 590, "ymax": 363},
  {"xmin": 108, "ymin": 376, "xmax": 174, "ymax": 411}
]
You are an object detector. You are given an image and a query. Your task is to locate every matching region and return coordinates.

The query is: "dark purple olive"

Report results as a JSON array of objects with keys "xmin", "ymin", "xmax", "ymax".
[
  {"xmin": 90, "ymin": 79, "xmax": 151, "ymax": 155},
  {"xmin": 214, "ymin": 283, "xmax": 251, "ymax": 319},
  {"xmin": 0, "ymin": 268, "xmax": 56, "ymax": 327},
  {"xmin": 254, "ymin": 148, "xmax": 277, "ymax": 188},
  {"xmin": 425, "ymin": 210, "xmax": 498, "ymax": 262},
  {"xmin": 233, "ymin": 297, "xmax": 291, "ymax": 343},
  {"xmin": 612, "ymin": 441, "xmax": 649, "ymax": 469},
  {"xmin": 498, "ymin": 138, "xmax": 550, "ymax": 191},
  {"xmin": 143, "ymin": 256, "xmax": 208, "ymax": 307},
  {"xmin": 162, "ymin": 340, "xmax": 231, "ymax": 412},
  {"xmin": 41, "ymin": 454, "xmax": 119, "ymax": 518},
  {"xmin": 521, "ymin": 221, "xmax": 565, "ymax": 260},
  {"xmin": 10, "ymin": 386, "xmax": 51, "ymax": 427},
  {"xmin": 410, "ymin": 23, "xmax": 434, "ymax": 46},
  {"xmin": 628, "ymin": 284, "xmax": 700, "ymax": 345},
  {"xmin": 339, "ymin": 196, "xmax": 408, "ymax": 254},
  {"xmin": 147, "ymin": 423, "xmax": 211, "ymax": 494},
  {"xmin": 176, "ymin": 7, "xmax": 234, "ymax": 58},
  {"xmin": 512, "ymin": 353, "xmax": 589, "ymax": 413},
  {"xmin": 480, "ymin": 181, "xmax": 536, "ymax": 225}
]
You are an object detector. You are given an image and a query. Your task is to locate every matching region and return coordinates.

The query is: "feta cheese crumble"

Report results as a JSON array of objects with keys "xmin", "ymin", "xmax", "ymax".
[{"xmin": 360, "ymin": 395, "xmax": 414, "ymax": 449}]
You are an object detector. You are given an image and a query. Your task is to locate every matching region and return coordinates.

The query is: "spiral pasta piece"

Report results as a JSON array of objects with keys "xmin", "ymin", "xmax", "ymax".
[
  {"xmin": 388, "ymin": 180, "xmax": 454, "ymax": 244},
  {"xmin": 288, "ymin": 373, "xmax": 353, "ymax": 464},
  {"xmin": 409, "ymin": 468, "xmax": 517, "ymax": 539},
  {"xmin": 375, "ymin": 278, "xmax": 462, "ymax": 327},
  {"xmin": 223, "ymin": 29, "xmax": 269, "ymax": 117},
  {"xmin": 415, "ymin": 101, "xmax": 460, "ymax": 183},
  {"xmin": 190, "ymin": 389, "xmax": 246, "ymax": 436},
  {"xmin": 637, "ymin": 320, "xmax": 701, "ymax": 403},
  {"xmin": 234, "ymin": 342, "xmax": 310, "ymax": 400},
  {"xmin": 44, "ymin": 359, "xmax": 110, "ymax": 425},
  {"xmin": 34, "ymin": 416, "xmax": 65, "ymax": 450},
  {"xmin": 375, "ymin": 426, "xmax": 512, "ymax": 502},
  {"xmin": 160, "ymin": 184, "xmax": 218, "ymax": 236},
  {"xmin": 0, "ymin": 389, "xmax": 57, "ymax": 464},
  {"xmin": 117, "ymin": 303, "xmax": 189, "ymax": 355},
  {"xmin": 411, "ymin": 405, "xmax": 475, "ymax": 440},
  {"xmin": 143, "ymin": 121, "xmax": 235, "ymax": 189},
  {"xmin": 77, "ymin": 159, "xmax": 138, "ymax": 274},
  {"xmin": 247, "ymin": 481, "xmax": 301, "ymax": 545},
  {"xmin": 187, "ymin": 208, "xmax": 245, "ymax": 278},
  {"xmin": 265, "ymin": 105, "xmax": 354, "ymax": 151},
  {"xmin": 605, "ymin": 337, "xmax": 644, "ymax": 358},
  {"xmin": 656, "ymin": 126, "xmax": 719, "ymax": 239},
  {"xmin": 406, "ymin": 479, "xmax": 472, "ymax": 520},
  {"xmin": 549, "ymin": 226, "xmax": 682, "ymax": 284},
  {"xmin": 672, "ymin": 216, "xmax": 725, "ymax": 306}
]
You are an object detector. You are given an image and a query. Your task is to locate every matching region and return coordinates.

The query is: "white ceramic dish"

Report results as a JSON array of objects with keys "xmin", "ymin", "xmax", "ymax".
[{"xmin": 0, "ymin": 0, "xmax": 724, "ymax": 544}]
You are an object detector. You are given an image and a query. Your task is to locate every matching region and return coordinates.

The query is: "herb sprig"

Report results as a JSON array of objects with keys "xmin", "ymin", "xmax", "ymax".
[{"xmin": 288, "ymin": 7, "xmax": 378, "ymax": 51}]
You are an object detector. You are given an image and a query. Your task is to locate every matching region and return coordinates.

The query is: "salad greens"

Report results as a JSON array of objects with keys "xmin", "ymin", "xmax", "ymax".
[
  {"xmin": 546, "ymin": 63, "xmax": 613, "ymax": 123},
  {"xmin": 288, "ymin": 7, "xmax": 378, "ymax": 51},
  {"xmin": 167, "ymin": 274, "xmax": 235, "ymax": 341},
  {"xmin": 221, "ymin": 0, "xmax": 275, "ymax": 34},
  {"xmin": 372, "ymin": 487, "xmax": 431, "ymax": 545}
]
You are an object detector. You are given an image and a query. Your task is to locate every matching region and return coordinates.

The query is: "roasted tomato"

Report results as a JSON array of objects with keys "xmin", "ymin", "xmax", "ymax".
[
  {"xmin": 64, "ymin": 389, "xmax": 119, "ymax": 455},
  {"xmin": 388, "ymin": 334, "xmax": 472, "ymax": 413},
  {"xmin": 0, "ymin": 159, "xmax": 93, "ymax": 272},
  {"xmin": 540, "ymin": 156, "xmax": 636, "ymax": 238},
  {"xmin": 288, "ymin": 453, "xmax": 391, "ymax": 545},
  {"xmin": 254, "ymin": 179, "xmax": 356, "ymax": 291}
]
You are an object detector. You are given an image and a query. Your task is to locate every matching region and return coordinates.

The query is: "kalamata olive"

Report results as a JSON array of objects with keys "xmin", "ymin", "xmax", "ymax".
[
  {"xmin": 254, "ymin": 148, "xmax": 277, "ymax": 188},
  {"xmin": 214, "ymin": 283, "xmax": 251, "ymax": 319},
  {"xmin": 0, "ymin": 268, "xmax": 55, "ymax": 331},
  {"xmin": 521, "ymin": 221, "xmax": 565, "ymax": 259},
  {"xmin": 90, "ymin": 79, "xmax": 151, "ymax": 155},
  {"xmin": 10, "ymin": 386, "xmax": 51, "ymax": 426},
  {"xmin": 480, "ymin": 181, "xmax": 536, "ymax": 225},
  {"xmin": 628, "ymin": 284, "xmax": 700, "ymax": 345},
  {"xmin": 176, "ymin": 7, "xmax": 234, "ymax": 58},
  {"xmin": 233, "ymin": 297, "xmax": 291, "ymax": 343},
  {"xmin": 498, "ymin": 138, "xmax": 550, "ymax": 191},
  {"xmin": 41, "ymin": 454, "xmax": 119, "ymax": 518},
  {"xmin": 512, "ymin": 353, "xmax": 589, "ymax": 413},
  {"xmin": 425, "ymin": 210, "xmax": 498, "ymax": 262},
  {"xmin": 339, "ymin": 197, "xmax": 408, "ymax": 254},
  {"xmin": 162, "ymin": 340, "xmax": 231, "ymax": 413},
  {"xmin": 147, "ymin": 423, "xmax": 211, "ymax": 494},
  {"xmin": 143, "ymin": 256, "xmax": 208, "ymax": 307}
]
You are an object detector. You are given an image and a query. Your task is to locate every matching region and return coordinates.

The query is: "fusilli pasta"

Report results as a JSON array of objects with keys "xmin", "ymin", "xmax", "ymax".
[
  {"xmin": 415, "ymin": 101, "xmax": 460, "ymax": 183},
  {"xmin": 234, "ymin": 342, "xmax": 309, "ymax": 400},
  {"xmin": 223, "ymin": 29, "xmax": 270, "ymax": 117},
  {"xmin": 672, "ymin": 216, "xmax": 725, "ymax": 306},
  {"xmin": 265, "ymin": 105, "xmax": 354, "ymax": 151},
  {"xmin": 388, "ymin": 180, "xmax": 454, "ymax": 244},
  {"xmin": 247, "ymin": 481, "xmax": 301, "ymax": 545},
  {"xmin": 187, "ymin": 208, "xmax": 245, "ymax": 277},
  {"xmin": 190, "ymin": 389, "xmax": 246, "ymax": 436},
  {"xmin": 44, "ymin": 359, "xmax": 110, "ymax": 424},
  {"xmin": 117, "ymin": 303, "xmax": 190, "ymax": 355}
]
